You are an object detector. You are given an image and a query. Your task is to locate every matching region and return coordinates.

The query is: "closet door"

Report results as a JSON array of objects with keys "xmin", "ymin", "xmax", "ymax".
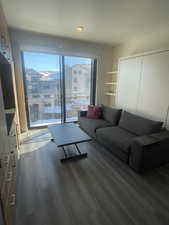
[
  {"xmin": 138, "ymin": 52, "xmax": 169, "ymax": 127},
  {"xmin": 117, "ymin": 57, "xmax": 143, "ymax": 112}
]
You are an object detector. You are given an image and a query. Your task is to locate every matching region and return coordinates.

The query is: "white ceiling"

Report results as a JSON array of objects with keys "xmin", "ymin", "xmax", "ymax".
[{"xmin": 2, "ymin": 0, "xmax": 169, "ymax": 46}]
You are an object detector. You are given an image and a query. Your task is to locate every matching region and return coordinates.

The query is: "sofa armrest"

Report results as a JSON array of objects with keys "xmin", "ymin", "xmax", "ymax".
[
  {"xmin": 129, "ymin": 131, "xmax": 169, "ymax": 173},
  {"xmin": 78, "ymin": 110, "xmax": 87, "ymax": 118}
]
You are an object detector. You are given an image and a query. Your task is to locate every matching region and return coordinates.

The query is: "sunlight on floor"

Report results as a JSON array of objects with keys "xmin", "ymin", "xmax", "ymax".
[{"xmin": 20, "ymin": 129, "xmax": 52, "ymax": 155}]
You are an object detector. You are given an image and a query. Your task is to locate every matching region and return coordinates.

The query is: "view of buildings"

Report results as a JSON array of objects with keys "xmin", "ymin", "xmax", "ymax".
[{"xmin": 25, "ymin": 63, "xmax": 91, "ymax": 127}]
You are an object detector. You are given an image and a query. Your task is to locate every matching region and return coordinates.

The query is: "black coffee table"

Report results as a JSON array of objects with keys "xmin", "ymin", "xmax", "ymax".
[{"xmin": 48, "ymin": 123, "xmax": 92, "ymax": 162}]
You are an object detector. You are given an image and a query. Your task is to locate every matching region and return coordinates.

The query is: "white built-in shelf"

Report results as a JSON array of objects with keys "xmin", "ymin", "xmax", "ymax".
[
  {"xmin": 105, "ymin": 82, "xmax": 117, "ymax": 85},
  {"xmin": 104, "ymin": 92, "xmax": 116, "ymax": 96},
  {"xmin": 107, "ymin": 71, "xmax": 118, "ymax": 74},
  {"xmin": 105, "ymin": 69, "xmax": 117, "ymax": 98}
]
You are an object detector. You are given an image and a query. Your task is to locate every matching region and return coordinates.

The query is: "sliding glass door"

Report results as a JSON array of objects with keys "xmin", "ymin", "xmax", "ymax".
[
  {"xmin": 64, "ymin": 56, "xmax": 92, "ymax": 122},
  {"xmin": 23, "ymin": 52, "xmax": 62, "ymax": 128},
  {"xmin": 22, "ymin": 51, "xmax": 96, "ymax": 128}
]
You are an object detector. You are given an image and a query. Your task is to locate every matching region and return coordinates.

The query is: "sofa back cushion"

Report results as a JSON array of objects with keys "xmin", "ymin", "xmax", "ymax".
[
  {"xmin": 87, "ymin": 105, "xmax": 102, "ymax": 119},
  {"xmin": 102, "ymin": 105, "xmax": 122, "ymax": 125},
  {"xmin": 119, "ymin": 111, "xmax": 163, "ymax": 136}
]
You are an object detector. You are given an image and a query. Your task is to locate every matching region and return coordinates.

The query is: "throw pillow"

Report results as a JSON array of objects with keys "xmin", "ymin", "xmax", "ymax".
[{"xmin": 87, "ymin": 105, "xmax": 102, "ymax": 119}]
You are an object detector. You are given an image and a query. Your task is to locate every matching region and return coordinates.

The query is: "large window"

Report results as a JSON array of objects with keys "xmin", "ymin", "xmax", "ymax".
[{"xmin": 22, "ymin": 51, "xmax": 96, "ymax": 128}]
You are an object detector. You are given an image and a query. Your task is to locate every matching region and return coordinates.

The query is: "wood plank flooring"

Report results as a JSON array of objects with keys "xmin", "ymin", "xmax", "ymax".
[{"xmin": 15, "ymin": 129, "xmax": 169, "ymax": 225}]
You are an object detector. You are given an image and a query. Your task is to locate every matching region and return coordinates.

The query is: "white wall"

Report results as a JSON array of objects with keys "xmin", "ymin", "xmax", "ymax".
[
  {"xmin": 10, "ymin": 28, "xmax": 113, "ymax": 132},
  {"xmin": 112, "ymin": 25, "xmax": 169, "ymax": 67}
]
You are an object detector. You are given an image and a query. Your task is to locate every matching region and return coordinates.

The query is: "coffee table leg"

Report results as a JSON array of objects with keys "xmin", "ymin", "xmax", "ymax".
[
  {"xmin": 75, "ymin": 143, "xmax": 81, "ymax": 154},
  {"xmin": 62, "ymin": 146, "xmax": 68, "ymax": 158},
  {"xmin": 60, "ymin": 144, "xmax": 88, "ymax": 163}
]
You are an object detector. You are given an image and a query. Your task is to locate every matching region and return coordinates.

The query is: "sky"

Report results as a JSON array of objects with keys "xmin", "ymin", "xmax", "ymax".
[{"xmin": 24, "ymin": 51, "xmax": 92, "ymax": 72}]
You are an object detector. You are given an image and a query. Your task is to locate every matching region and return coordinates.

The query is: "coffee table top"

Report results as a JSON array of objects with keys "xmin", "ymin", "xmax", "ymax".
[{"xmin": 48, "ymin": 123, "xmax": 92, "ymax": 147}]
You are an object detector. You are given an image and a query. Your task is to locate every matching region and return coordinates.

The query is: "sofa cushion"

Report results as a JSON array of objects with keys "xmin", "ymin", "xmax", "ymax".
[
  {"xmin": 96, "ymin": 126, "xmax": 137, "ymax": 153},
  {"xmin": 79, "ymin": 116, "xmax": 112, "ymax": 137},
  {"xmin": 101, "ymin": 105, "xmax": 122, "ymax": 125},
  {"xmin": 119, "ymin": 111, "xmax": 163, "ymax": 136}
]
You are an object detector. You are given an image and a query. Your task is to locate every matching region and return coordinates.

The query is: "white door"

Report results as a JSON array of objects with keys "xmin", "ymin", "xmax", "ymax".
[
  {"xmin": 138, "ymin": 52, "xmax": 169, "ymax": 127},
  {"xmin": 117, "ymin": 57, "xmax": 143, "ymax": 112}
]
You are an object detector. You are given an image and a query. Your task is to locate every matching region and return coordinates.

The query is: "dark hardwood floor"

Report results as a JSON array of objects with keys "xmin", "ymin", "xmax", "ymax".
[{"xmin": 16, "ymin": 129, "xmax": 169, "ymax": 225}]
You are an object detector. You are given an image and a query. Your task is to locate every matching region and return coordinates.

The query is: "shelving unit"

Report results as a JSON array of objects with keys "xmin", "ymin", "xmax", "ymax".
[
  {"xmin": 104, "ymin": 71, "xmax": 118, "ymax": 105},
  {"xmin": 0, "ymin": 3, "xmax": 19, "ymax": 225}
]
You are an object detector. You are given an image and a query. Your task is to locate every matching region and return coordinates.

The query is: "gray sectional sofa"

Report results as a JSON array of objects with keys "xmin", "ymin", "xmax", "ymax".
[{"xmin": 78, "ymin": 105, "xmax": 169, "ymax": 172}]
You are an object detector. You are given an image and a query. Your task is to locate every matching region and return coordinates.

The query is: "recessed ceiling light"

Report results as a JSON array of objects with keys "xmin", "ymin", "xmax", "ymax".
[{"xmin": 76, "ymin": 26, "xmax": 84, "ymax": 31}]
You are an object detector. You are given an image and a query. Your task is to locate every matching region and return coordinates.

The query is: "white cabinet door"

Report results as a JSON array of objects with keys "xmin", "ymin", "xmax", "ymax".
[
  {"xmin": 138, "ymin": 52, "xmax": 169, "ymax": 127},
  {"xmin": 117, "ymin": 57, "xmax": 143, "ymax": 112}
]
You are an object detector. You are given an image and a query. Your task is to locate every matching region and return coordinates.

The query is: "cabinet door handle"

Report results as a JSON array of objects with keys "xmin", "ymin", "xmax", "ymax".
[
  {"xmin": 10, "ymin": 194, "xmax": 16, "ymax": 206},
  {"xmin": 4, "ymin": 155, "xmax": 10, "ymax": 167},
  {"xmin": 12, "ymin": 155, "xmax": 16, "ymax": 168},
  {"xmin": 6, "ymin": 171, "xmax": 12, "ymax": 182}
]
